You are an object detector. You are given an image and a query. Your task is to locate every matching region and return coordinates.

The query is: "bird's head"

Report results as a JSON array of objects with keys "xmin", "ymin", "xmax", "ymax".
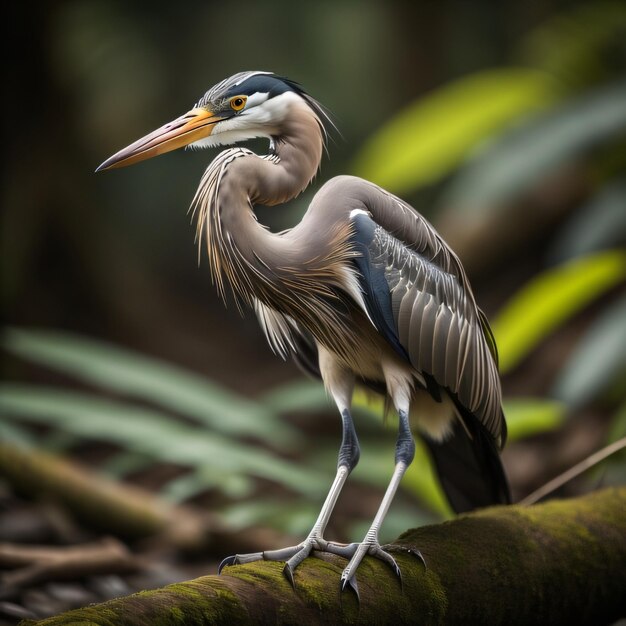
[{"xmin": 97, "ymin": 71, "xmax": 329, "ymax": 171}]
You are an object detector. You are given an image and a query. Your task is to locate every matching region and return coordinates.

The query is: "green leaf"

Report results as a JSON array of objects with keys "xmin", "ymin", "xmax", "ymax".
[
  {"xmin": 260, "ymin": 379, "xmax": 330, "ymax": 414},
  {"xmin": 219, "ymin": 499, "xmax": 320, "ymax": 536},
  {"xmin": 0, "ymin": 420, "xmax": 36, "ymax": 447},
  {"xmin": 547, "ymin": 179, "xmax": 626, "ymax": 264},
  {"xmin": 1, "ymin": 327, "xmax": 298, "ymax": 446},
  {"xmin": 352, "ymin": 389, "xmax": 386, "ymax": 421},
  {"xmin": 352, "ymin": 68, "xmax": 559, "ymax": 195},
  {"xmin": 492, "ymin": 250, "xmax": 626, "ymax": 373},
  {"xmin": 349, "ymin": 502, "xmax": 439, "ymax": 545},
  {"xmin": 313, "ymin": 438, "xmax": 452, "ymax": 519},
  {"xmin": 260, "ymin": 379, "xmax": 383, "ymax": 422},
  {"xmin": 551, "ymin": 294, "xmax": 626, "ymax": 408},
  {"xmin": 502, "ymin": 398, "xmax": 567, "ymax": 441},
  {"xmin": 440, "ymin": 79, "xmax": 626, "ymax": 213},
  {"xmin": 99, "ymin": 452, "xmax": 156, "ymax": 478},
  {"xmin": 0, "ymin": 384, "xmax": 324, "ymax": 497},
  {"xmin": 161, "ymin": 468, "xmax": 253, "ymax": 503}
]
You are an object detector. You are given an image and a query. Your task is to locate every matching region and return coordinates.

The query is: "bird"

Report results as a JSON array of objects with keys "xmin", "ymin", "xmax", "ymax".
[{"xmin": 97, "ymin": 70, "xmax": 510, "ymax": 594}]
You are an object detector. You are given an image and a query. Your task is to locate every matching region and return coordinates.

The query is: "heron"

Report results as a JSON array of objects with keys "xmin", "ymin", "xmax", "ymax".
[{"xmin": 98, "ymin": 70, "xmax": 510, "ymax": 594}]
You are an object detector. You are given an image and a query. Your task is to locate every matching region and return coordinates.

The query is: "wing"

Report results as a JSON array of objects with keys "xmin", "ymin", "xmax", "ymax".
[{"xmin": 349, "ymin": 200, "xmax": 505, "ymax": 447}]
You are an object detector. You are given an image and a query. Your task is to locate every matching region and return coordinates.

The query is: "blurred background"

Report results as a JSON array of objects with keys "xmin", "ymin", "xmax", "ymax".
[{"xmin": 1, "ymin": 0, "xmax": 625, "ymax": 621}]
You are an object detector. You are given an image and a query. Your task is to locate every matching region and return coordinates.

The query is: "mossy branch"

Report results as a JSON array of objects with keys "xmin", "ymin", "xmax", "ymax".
[
  {"xmin": 0, "ymin": 442, "xmax": 205, "ymax": 546},
  {"xmin": 19, "ymin": 487, "xmax": 626, "ymax": 625}
]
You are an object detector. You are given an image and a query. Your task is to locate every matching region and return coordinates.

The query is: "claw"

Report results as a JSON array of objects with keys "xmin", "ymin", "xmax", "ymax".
[
  {"xmin": 372, "ymin": 545, "xmax": 402, "ymax": 580},
  {"xmin": 383, "ymin": 544, "xmax": 427, "ymax": 570},
  {"xmin": 283, "ymin": 562, "xmax": 296, "ymax": 588},
  {"xmin": 218, "ymin": 554, "xmax": 238, "ymax": 574},
  {"xmin": 408, "ymin": 548, "xmax": 426, "ymax": 568},
  {"xmin": 341, "ymin": 573, "xmax": 360, "ymax": 600}
]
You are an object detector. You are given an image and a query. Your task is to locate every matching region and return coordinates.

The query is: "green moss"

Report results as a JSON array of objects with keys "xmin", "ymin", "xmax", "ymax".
[{"xmin": 22, "ymin": 488, "xmax": 626, "ymax": 626}]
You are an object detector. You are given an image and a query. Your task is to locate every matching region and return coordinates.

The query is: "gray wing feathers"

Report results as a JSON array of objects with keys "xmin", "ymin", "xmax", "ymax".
[
  {"xmin": 369, "ymin": 225, "xmax": 504, "ymax": 444},
  {"xmin": 304, "ymin": 176, "xmax": 504, "ymax": 442}
]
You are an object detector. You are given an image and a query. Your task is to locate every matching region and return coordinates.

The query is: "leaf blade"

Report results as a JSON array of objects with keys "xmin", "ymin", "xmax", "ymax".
[
  {"xmin": 352, "ymin": 68, "xmax": 559, "ymax": 194},
  {"xmin": 0, "ymin": 383, "xmax": 323, "ymax": 497},
  {"xmin": 492, "ymin": 250, "xmax": 626, "ymax": 373},
  {"xmin": 2, "ymin": 328, "xmax": 298, "ymax": 446}
]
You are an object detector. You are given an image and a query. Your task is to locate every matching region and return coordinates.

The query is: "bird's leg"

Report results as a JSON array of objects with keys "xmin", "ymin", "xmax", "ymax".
[
  {"xmin": 279, "ymin": 406, "xmax": 360, "ymax": 584},
  {"xmin": 338, "ymin": 407, "xmax": 416, "ymax": 595},
  {"xmin": 219, "ymin": 357, "xmax": 360, "ymax": 585},
  {"xmin": 218, "ymin": 408, "xmax": 360, "ymax": 581}
]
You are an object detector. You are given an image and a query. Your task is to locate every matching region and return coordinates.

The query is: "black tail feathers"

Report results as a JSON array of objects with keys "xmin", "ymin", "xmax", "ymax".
[{"xmin": 423, "ymin": 406, "xmax": 510, "ymax": 514}]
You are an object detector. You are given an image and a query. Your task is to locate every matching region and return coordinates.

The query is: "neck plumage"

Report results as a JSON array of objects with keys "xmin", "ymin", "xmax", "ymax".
[
  {"xmin": 191, "ymin": 99, "xmax": 361, "ymax": 354},
  {"xmin": 193, "ymin": 100, "xmax": 327, "ymax": 305}
]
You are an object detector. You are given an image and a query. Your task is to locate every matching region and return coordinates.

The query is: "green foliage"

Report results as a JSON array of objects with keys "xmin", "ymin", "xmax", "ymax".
[
  {"xmin": 520, "ymin": 1, "xmax": 626, "ymax": 91},
  {"xmin": 607, "ymin": 402, "xmax": 626, "ymax": 445},
  {"xmin": 1, "ymin": 327, "xmax": 298, "ymax": 446},
  {"xmin": 351, "ymin": 2, "xmax": 626, "ymax": 203},
  {"xmin": 0, "ymin": 383, "xmax": 324, "ymax": 497},
  {"xmin": 502, "ymin": 398, "xmax": 566, "ymax": 440},
  {"xmin": 0, "ymin": 418, "xmax": 35, "ymax": 447},
  {"xmin": 220, "ymin": 499, "xmax": 321, "ymax": 537},
  {"xmin": 547, "ymin": 179, "xmax": 626, "ymax": 263},
  {"xmin": 551, "ymin": 295, "xmax": 626, "ymax": 409},
  {"xmin": 440, "ymin": 80, "xmax": 626, "ymax": 212},
  {"xmin": 8, "ymin": 326, "xmax": 559, "ymax": 521},
  {"xmin": 491, "ymin": 251, "xmax": 626, "ymax": 374},
  {"xmin": 352, "ymin": 69, "xmax": 560, "ymax": 195}
]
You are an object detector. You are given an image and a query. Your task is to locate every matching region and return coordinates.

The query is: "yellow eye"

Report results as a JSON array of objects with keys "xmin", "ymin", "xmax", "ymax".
[{"xmin": 230, "ymin": 96, "xmax": 247, "ymax": 111}]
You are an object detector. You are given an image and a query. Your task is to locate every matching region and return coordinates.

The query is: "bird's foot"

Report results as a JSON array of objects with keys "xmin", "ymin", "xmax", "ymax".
[
  {"xmin": 219, "ymin": 535, "xmax": 357, "ymax": 587},
  {"xmin": 327, "ymin": 540, "xmax": 404, "ymax": 599},
  {"xmin": 219, "ymin": 538, "xmax": 424, "ymax": 595}
]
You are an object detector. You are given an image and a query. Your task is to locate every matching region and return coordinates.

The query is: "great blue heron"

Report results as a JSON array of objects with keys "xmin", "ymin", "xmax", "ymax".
[{"xmin": 98, "ymin": 70, "xmax": 510, "ymax": 593}]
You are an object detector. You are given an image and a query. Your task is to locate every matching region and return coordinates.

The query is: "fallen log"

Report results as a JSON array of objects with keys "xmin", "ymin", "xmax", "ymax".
[{"xmin": 19, "ymin": 487, "xmax": 626, "ymax": 625}]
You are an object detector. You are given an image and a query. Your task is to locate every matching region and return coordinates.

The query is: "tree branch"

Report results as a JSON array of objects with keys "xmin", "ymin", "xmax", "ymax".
[
  {"xmin": 0, "ymin": 537, "xmax": 139, "ymax": 591},
  {"xmin": 18, "ymin": 487, "xmax": 626, "ymax": 625}
]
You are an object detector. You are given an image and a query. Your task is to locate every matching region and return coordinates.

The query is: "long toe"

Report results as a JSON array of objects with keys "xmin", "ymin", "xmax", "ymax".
[
  {"xmin": 319, "ymin": 541, "xmax": 360, "ymax": 559},
  {"xmin": 218, "ymin": 546, "xmax": 302, "ymax": 574},
  {"xmin": 218, "ymin": 554, "xmax": 238, "ymax": 574},
  {"xmin": 283, "ymin": 543, "xmax": 313, "ymax": 588},
  {"xmin": 339, "ymin": 541, "xmax": 406, "ymax": 593},
  {"xmin": 219, "ymin": 539, "xmax": 333, "ymax": 583},
  {"xmin": 218, "ymin": 551, "xmax": 264, "ymax": 573},
  {"xmin": 371, "ymin": 544, "xmax": 402, "ymax": 580},
  {"xmin": 383, "ymin": 544, "xmax": 427, "ymax": 569}
]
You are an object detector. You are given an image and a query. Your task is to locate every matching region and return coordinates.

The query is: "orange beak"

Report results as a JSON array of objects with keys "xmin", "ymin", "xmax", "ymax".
[{"xmin": 96, "ymin": 107, "xmax": 223, "ymax": 171}]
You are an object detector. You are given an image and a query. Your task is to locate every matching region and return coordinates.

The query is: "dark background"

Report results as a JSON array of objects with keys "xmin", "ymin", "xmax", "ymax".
[
  {"xmin": 3, "ymin": 0, "xmax": 599, "ymax": 388},
  {"xmin": 1, "ymin": 1, "xmax": 625, "ymax": 620}
]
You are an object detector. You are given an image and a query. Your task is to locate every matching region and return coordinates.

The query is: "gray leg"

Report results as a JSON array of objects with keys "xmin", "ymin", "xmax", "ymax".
[
  {"xmin": 339, "ymin": 409, "xmax": 415, "ymax": 594},
  {"xmin": 219, "ymin": 407, "xmax": 360, "ymax": 585}
]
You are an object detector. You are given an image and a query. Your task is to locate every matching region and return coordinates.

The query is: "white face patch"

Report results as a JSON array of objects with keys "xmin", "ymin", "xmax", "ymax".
[
  {"xmin": 189, "ymin": 91, "xmax": 304, "ymax": 149},
  {"xmin": 245, "ymin": 92, "xmax": 269, "ymax": 108}
]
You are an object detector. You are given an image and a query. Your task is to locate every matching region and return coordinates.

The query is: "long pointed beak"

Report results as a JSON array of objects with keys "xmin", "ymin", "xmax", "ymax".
[{"xmin": 96, "ymin": 107, "xmax": 223, "ymax": 171}]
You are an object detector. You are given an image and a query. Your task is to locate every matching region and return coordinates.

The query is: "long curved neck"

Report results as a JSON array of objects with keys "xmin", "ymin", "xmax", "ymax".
[
  {"xmin": 227, "ymin": 99, "xmax": 324, "ymax": 207},
  {"xmin": 193, "ymin": 99, "xmax": 364, "ymax": 357},
  {"xmin": 194, "ymin": 99, "xmax": 329, "ymax": 305}
]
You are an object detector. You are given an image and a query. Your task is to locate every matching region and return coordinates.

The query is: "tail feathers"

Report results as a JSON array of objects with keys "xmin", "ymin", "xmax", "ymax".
[{"xmin": 423, "ymin": 409, "xmax": 510, "ymax": 514}]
